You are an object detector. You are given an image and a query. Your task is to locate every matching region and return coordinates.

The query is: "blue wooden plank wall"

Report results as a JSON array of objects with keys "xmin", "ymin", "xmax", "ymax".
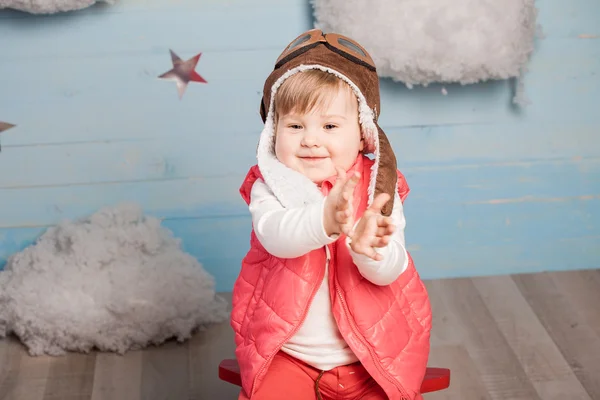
[{"xmin": 0, "ymin": 0, "xmax": 598, "ymax": 292}]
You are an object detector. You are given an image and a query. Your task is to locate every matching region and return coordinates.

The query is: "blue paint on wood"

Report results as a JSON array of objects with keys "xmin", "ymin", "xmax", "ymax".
[{"xmin": 1, "ymin": 0, "xmax": 599, "ymax": 292}]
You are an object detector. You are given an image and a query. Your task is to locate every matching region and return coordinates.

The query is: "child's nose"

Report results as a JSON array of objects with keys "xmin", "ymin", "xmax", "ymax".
[{"xmin": 301, "ymin": 130, "xmax": 320, "ymax": 147}]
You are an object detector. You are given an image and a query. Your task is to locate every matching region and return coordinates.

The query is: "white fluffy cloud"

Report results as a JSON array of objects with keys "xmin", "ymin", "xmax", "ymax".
[
  {"xmin": 0, "ymin": 203, "xmax": 229, "ymax": 356},
  {"xmin": 312, "ymin": 0, "xmax": 539, "ymax": 88}
]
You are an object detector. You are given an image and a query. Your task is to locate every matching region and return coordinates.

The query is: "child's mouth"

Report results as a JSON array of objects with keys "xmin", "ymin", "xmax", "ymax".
[{"xmin": 300, "ymin": 156, "xmax": 328, "ymax": 162}]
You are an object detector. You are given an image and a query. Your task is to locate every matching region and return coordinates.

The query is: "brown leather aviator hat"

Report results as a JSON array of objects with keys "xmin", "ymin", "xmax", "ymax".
[{"xmin": 256, "ymin": 29, "xmax": 398, "ymax": 216}]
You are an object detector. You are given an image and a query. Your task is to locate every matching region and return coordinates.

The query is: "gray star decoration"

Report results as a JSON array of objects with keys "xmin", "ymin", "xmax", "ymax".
[
  {"xmin": 158, "ymin": 49, "xmax": 207, "ymax": 99},
  {"xmin": 0, "ymin": 121, "xmax": 16, "ymax": 152}
]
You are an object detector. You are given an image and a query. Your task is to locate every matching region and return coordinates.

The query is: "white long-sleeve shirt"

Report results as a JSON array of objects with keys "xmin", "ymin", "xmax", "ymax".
[{"xmin": 248, "ymin": 178, "xmax": 409, "ymax": 370}]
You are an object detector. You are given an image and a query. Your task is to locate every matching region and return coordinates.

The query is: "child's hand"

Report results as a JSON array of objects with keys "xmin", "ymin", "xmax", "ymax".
[
  {"xmin": 348, "ymin": 193, "xmax": 395, "ymax": 261},
  {"xmin": 324, "ymin": 167, "xmax": 360, "ymax": 237}
]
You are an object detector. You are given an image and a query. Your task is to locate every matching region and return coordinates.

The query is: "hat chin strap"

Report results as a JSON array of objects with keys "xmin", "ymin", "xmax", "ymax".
[
  {"xmin": 373, "ymin": 125, "xmax": 398, "ymax": 217},
  {"xmin": 256, "ymin": 64, "xmax": 396, "ymax": 215}
]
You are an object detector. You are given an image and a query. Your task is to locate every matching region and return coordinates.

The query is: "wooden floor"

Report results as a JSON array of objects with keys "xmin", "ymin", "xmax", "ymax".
[{"xmin": 1, "ymin": 269, "xmax": 599, "ymax": 400}]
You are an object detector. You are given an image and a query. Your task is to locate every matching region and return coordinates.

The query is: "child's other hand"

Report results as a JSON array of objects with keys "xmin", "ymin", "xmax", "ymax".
[
  {"xmin": 324, "ymin": 167, "xmax": 360, "ymax": 237},
  {"xmin": 348, "ymin": 193, "xmax": 395, "ymax": 261}
]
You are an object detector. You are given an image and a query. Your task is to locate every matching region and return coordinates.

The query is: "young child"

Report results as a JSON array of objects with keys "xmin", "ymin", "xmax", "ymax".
[{"xmin": 232, "ymin": 29, "xmax": 432, "ymax": 400}]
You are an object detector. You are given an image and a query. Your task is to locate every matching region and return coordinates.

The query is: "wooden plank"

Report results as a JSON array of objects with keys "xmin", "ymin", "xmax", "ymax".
[
  {"xmin": 0, "ymin": 1, "xmax": 311, "ymax": 55},
  {"xmin": 1, "ymin": 39, "xmax": 598, "ymax": 147},
  {"xmin": 423, "ymin": 280, "xmax": 457, "ymax": 347},
  {"xmin": 140, "ymin": 340, "xmax": 189, "ymax": 400},
  {"xmin": 43, "ymin": 352, "xmax": 96, "ymax": 400},
  {"xmin": 410, "ymin": 235, "xmax": 600, "ymax": 280},
  {"xmin": 406, "ymin": 198, "xmax": 600, "ymax": 250},
  {"xmin": 430, "ymin": 278, "xmax": 541, "ymax": 400},
  {"xmin": 391, "ymin": 123, "xmax": 600, "ymax": 166},
  {"xmin": 188, "ymin": 293, "xmax": 240, "ymax": 400},
  {"xmin": 1, "ymin": 0, "xmax": 598, "ymax": 42},
  {"xmin": 424, "ymin": 280, "xmax": 492, "ymax": 399},
  {"xmin": 91, "ymin": 351, "xmax": 142, "ymax": 400},
  {"xmin": 407, "ymin": 161, "xmax": 600, "ymax": 206},
  {"xmin": 0, "ymin": 272, "xmax": 598, "ymax": 398},
  {"xmin": 0, "ymin": 153, "xmax": 598, "ymax": 226},
  {"xmin": 0, "ymin": 136, "xmax": 258, "ymax": 188},
  {"xmin": 377, "ymin": 37, "xmax": 600, "ymax": 127},
  {"xmin": 10, "ymin": 344, "xmax": 51, "ymax": 400},
  {"xmin": 0, "ymin": 184, "xmax": 596, "ymax": 255},
  {"xmin": 0, "ymin": 175, "xmax": 250, "ymax": 229},
  {"xmin": 1, "ymin": 179, "xmax": 597, "ymax": 257},
  {"xmin": 0, "ymin": 337, "xmax": 49, "ymax": 400},
  {"xmin": 1, "ymin": 199, "xmax": 599, "ymax": 292},
  {"xmin": 2, "ymin": 124, "xmax": 599, "ymax": 188},
  {"xmin": 473, "ymin": 275, "xmax": 592, "ymax": 400},
  {"xmin": 513, "ymin": 272, "xmax": 600, "ymax": 399},
  {"xmin": 426, "ymin": 345, "xmax": 492, "ymax": 400},
  {"xmin": 549, "ymin": 269, "xmax": 600, "ymax": 338},
  {"xmin": 534, "ymin": 0, "xmax": 600, "ymax": 38},
  {"xmin": 0, "ymin": 50, "xmax": 272, "ymax": 146},
  {"xmin": 0, "ymin": 337, "xmax": 20, "ymax": 400},
  {"xmin": 2, "ymin": 120, "xmax": 600, "ymax": 168},
  {"xmin": 1, "ymin": 0, "xmax": 598, "ymax": 48},
  {"xmin": 164, "ymin": 209, "xmax": 597, "ymax": 289}
]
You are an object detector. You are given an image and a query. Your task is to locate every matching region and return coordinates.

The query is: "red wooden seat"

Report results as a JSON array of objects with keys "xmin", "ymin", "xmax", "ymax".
[{"xmin": 219, "ymin": 359, "xmax": 450, "ymax": 394}]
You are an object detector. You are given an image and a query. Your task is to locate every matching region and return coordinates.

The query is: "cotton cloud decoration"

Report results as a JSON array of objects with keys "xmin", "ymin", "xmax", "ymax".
[
  {"xmin": 312, "ymin": 0, "xmax": 539, "ymax": 97},
  {"xmin": 0, "ymin": 0, "xmax": 116, "ymax": 14},
  {"xmin": 0, "ymin": 203, "xmax": 229, "ymax": 356}
]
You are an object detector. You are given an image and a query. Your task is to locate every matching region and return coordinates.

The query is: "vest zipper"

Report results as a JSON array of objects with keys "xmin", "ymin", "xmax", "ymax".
[
  {"xmin": 250, "ymin": 251, "xmax": 327, "ymax": 397},
  {"xmin": 331, "ymin": 243, "xmax": 411, "ymax": 400}
]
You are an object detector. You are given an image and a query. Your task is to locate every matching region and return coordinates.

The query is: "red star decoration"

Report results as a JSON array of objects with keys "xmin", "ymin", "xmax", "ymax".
[
  {"xmin": 0, "ymin": 121, "xmax": 16, "ymax": 152},
  {"xmin": 158, "ymin": 49, "xmax": 207, "ymax": 99},
  {"xmin": 0, "ymin": 121, "xmax": 15, "ymax": 132}
]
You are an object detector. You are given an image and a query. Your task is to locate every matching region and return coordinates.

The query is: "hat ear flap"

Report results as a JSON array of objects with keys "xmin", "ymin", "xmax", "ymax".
[
  {"xmin": 374, "ymin": 124, "xmax": 398, "ymax": 217},
  {"xmin": 260, "ymin": 98, "xmax": 267, "ymax": 123}
]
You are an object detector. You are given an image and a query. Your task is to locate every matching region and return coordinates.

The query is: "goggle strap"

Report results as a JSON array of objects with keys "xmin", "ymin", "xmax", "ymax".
[
  {"xmin": 274, "ymin": 41, "xmax": 322, "ymax": 70},
  {"xmin": 323, "ymin": 42, "xmax": 377, "ymax": 72}
]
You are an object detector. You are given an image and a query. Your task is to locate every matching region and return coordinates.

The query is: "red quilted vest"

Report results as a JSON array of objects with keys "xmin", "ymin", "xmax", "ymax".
[{"xmin": 232, "ymin": 155, "xmax": 432, "ymax": 400}]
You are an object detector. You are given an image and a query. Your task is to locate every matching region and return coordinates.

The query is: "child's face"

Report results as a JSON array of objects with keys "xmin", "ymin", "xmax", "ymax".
[{"xmin": 274, "ymin": 86, "xmax": 364, "ymax": 185}]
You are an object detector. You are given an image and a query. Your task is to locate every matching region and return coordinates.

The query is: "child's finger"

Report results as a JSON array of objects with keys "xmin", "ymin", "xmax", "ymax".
[
  {"xmin": 352, "ymin": 240, "xmax": 382, "ymax": 261},
  {"xmin": 369, "ymin": 193, "xmax": 391, "ymax": 214},
  {"xmin": 375, "ymin": 225, "xmax": 395, "ymax": 237},
  {"xmin": 376, "ymin": 216, "xmax": 394, "ymax": 227},
  {"xmin": 361, "ymin": 218, "xmax": 380, "ymax": 237},
  {"xmin": 331, "ymin": 167, "xmax": 347, "ymax": 192},
  {"xmin": 372, "ymin": 235, "xmax": 391, "ymax": 248},
  {"xmin": 336, "ymin": 209, "xmax": 351, "ymax": 222},
  {"xmin": 337, "ymin": 193, "xmax": 350, "ymax": 210},
  {"xmin": 336, "ymin": 166, "xmax": 347, "ymax": 181},
  {"xmin": 378, "ymin": 221, "xmax": 396, "ymax": 237},
  {"xmin": 364, "ymin": 246, "xmax": 382, "ymax": 261},
  {"xmin": 341, "ymin": 172, "xmax": 360, "ymax": 198},
  {"xmin": 340, "ymin": 224, "xmax": 353, "ymax": 236},
  {"xmin": 348, "ymin": 226, "xmax": 356, "ymax": 238}
]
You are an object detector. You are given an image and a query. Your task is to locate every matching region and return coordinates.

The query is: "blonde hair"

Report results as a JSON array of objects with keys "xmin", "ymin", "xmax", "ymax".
[{"xmin": 273, "ymin": 69, "xmax": 355, "ymax": 125}]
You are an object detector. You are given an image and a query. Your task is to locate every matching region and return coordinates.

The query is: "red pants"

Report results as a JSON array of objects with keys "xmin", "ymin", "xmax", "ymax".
[{"xmin": 239, "ymin": 351, "xmax": 387, "ymax": 400}]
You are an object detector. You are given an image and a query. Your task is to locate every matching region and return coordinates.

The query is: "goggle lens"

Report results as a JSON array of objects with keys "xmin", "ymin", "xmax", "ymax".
[
  {"xmin": 337, "ymin": 37, "xmax": 367, "ymax": 58},
  {"xmin": 286, "ymin": 33, "xmax": 312, "ymax": 52}
]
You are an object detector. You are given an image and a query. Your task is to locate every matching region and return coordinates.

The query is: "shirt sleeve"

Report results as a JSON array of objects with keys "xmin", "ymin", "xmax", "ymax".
[
  {"xmin": 345, "ymin": 190, "xmax": 409, "ymax": 286},
  {"xmin": 248, "ymin": 178, "xmax": 338, "ymax": 259}
]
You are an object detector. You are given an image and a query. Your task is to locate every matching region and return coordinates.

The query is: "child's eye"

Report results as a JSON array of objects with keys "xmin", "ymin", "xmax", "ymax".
[
  {"xmin": 288, "ymin": 124, "xmax": 302, "ymax": 129},
  {"xmin": 324, "ymin": 124, "xmax": 337, "ymax": 130}
]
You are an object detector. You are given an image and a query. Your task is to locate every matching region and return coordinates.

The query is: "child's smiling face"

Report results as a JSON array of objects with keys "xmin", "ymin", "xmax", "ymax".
[{"xmin": 274, "ymin": 81, "xmax": 364, "ymax": 185}]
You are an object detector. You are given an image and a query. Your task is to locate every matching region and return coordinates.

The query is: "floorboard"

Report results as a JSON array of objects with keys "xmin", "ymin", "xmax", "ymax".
[{"xmin": 0, "ymin": 270, "xmax": 598, "ymax": 399}]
